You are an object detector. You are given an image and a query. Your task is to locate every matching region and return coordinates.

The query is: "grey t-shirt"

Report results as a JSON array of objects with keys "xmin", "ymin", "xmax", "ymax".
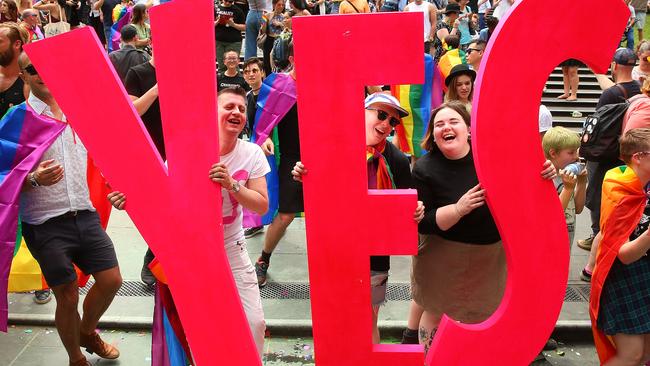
[{"xmin": 248, "ymin": 0, "xmax": 270, "ymax": 11}]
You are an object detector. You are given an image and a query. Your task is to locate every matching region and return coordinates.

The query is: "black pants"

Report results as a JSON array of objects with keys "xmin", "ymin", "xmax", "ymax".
[{"xmin": 263, "ymin": 35, "xmax": 276, "ymax": 76}]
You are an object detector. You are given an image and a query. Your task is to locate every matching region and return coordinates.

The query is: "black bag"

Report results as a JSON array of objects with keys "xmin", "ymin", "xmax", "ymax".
[{"xmin": 580, "ymin": 85, "xmax": 629, "ymax": 162}]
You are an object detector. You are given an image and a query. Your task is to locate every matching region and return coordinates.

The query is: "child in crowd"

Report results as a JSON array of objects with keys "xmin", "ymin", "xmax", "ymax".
[
  {"xmin": 590, "ymin": 128, "xmax": 650, "ymax": 365},
  {"xmin": 542, "ymin": 127, "xmax": 587, "ymax": 247}
]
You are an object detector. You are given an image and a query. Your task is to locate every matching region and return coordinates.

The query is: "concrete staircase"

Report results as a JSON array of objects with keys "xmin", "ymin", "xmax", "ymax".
[{"xmin": 544, "ymin": 67, "xmax": 605, "ymax": 131}]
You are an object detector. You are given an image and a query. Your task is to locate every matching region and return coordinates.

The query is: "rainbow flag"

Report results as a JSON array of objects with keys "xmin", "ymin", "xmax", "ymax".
[
  {"xmin": 589, "ymin": 166, "xmax": 647, "ymax": 364},
  {"xmin": 438, "ymin": 48, "xmax": 467, "ymax": 82},
  {"xmin": 391, "ymin": 54, "xmax": 442, "ymax": 158},
  {"xmin": 1, "ymin": 103, "xmax": 113, "ymax": 331},
  {"xmin": 108, "ymin": 6, "xmax": 133, "ymax": 53},
  {"xmin": 150, "ymin": 259, "xmax": 194, "ymax": 366},
  {"xmin": 251, "ymin": 73, "xmax": 297, "ymax": 145},
  {"xmin": 0, "ymin": 104, "xmax": 65, "ymax": 331},
  {"xmin": 243, "ymin": 73, "xmax": 297, "ymax": 227}
]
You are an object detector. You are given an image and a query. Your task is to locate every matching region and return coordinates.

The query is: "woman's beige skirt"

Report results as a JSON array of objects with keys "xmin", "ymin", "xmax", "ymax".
[{"xmin": 411, "ymin": 234, "xmax": 507, "ymax": 324}]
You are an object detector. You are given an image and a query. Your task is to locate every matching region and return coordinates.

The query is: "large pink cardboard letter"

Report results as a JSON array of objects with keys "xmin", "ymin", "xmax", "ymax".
[
  {"xmin": 292, "ymin": 13, "xmax": 423, "ymax": 366},
  {"xmin": 24, "ymin": 0, "xmax": 261, "ymax": 364},
  {"xmin": 425, "ymin": 0, "xmax": 628, "ymax": 365}
]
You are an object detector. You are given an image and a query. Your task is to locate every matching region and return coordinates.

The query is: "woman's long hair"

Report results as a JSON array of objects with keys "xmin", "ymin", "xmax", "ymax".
[
  {"xmin": 1, "ymin": 0, "xmax": 18, "ymax": 22},
  {"xmin": 445, "ymin": 74, "xmax": 474, "ymax": 103},
  {"xmin": 131, "ymin": 3, "xmax": 147, "ymax": 25}
]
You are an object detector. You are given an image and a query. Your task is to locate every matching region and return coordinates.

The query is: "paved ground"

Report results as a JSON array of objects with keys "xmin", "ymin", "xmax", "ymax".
[
  {"xmin": 3, "ymin": 204, "xmax": 601, "ymax": 364},
  {"xmin": 1, "ymin": 325, "xmax": 599, "ymax": 365}
]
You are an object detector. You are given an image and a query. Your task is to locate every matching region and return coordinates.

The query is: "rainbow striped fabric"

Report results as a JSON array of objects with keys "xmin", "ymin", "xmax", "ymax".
[
  {"xmin": 589, "ymin": 166, "xmax": 647, "ymax": 364},
  {"xmin": 108, "ymin": 6, "xmax": 133, "ymax": 53},
  {"xmin": 1, "ymin": 103, "xmax": 113, "ymax": 331},
  {"xmin": 243, "ymin": 72, "xmax": 297, "ymax": 227},
  {"xmin": 149, "ymin": 259, "xmax": 194, "ymax": 366},
  {"xmin": 438, "ymin": 48, "xmax": 467, "ymax": 81},
  {"xmin": 0, "ymin": 104, "xmax": 65, "ymax": 331},
  {"xmin": 391, "ymin": 54, "xmax": 443, "ymax": 158}
]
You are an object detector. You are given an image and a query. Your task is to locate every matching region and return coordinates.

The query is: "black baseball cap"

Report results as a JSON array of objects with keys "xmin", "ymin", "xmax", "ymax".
[
  {"xmin": 444, "ymin": 3, "xmax": 461, "ymax": 14},
  {"xmin": 613, "ymin": 47, "xmax": 637, "ymax": 66}
]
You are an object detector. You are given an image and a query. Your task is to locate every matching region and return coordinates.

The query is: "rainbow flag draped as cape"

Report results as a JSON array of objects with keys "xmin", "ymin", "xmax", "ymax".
[
  {"xmin": 0, "ymin": 103, "xmax": 113, "ymax": 332},
  {"xmin": 243, "ymin": 72, "xmax": 297, "ymax": 227},
  {"xmin": 391, "ymin": 54, "xmax": 443, "ymax": 158},
  {"xmin": 7, "ymin": 155, "xmax": 110, "ymax": 294},
  {"xmin": 589, "ymin": 166, "xmax": 647, "ymax": 364},
  {"xmin": 0, "ymin": 104, "xmax": 65, "ymax": 332},
  {"xmin": 108, "ymin": 6, "xmax": 133, "ymax": 53}
]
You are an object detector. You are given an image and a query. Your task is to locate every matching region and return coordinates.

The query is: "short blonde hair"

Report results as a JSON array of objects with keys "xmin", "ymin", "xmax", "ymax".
[
  {"xmin": 542, "ymin": 126, "xmax": 580, "ymax": 158},
  {"xmin": 620, "ymin": 128, "xmax": 650, "ymax": 164},
  {"xmin": 642, "ymin": 78, "xmax": 650, "ymax": 96}
]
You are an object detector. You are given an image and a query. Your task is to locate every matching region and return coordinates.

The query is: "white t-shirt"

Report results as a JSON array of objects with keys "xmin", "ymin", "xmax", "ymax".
[
  {"xmin": 632, "ymin": 66, "xmax": 649, "ymax": 83},
  {"xmin": 492, "ymin": 0, "xmax": 512, "ymax": 20},
  {"xmin": 407, "ymin": 1, "xmax": 434, "ymax": 41},
  {"xmin": 478, "ymin": 0, "xmax": 491, "ymax": 14},
  {"xmin": 221, "ymin": 139, "xmax": 271, "ymax": 244}
]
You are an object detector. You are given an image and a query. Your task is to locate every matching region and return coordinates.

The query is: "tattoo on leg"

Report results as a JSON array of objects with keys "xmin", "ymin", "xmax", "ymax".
[{"xmin": 419, "ymin": 326, "xmax": 437, "ymax": 354}]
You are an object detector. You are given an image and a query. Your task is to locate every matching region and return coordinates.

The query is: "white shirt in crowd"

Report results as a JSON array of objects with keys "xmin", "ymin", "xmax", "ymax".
[
  {"xmin": 20, "ymin": 93, "xmax": 95, "ymax": 225},
  {"xmin": 492, "ymin": 0, "xmax": 512, "ymax": 20},
  {"xmin": 407, "ymin": 1, "xmax": 434, "ymax": 42}
]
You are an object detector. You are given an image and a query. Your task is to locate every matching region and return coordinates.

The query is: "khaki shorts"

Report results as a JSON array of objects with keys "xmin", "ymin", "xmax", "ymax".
[{"xmin": 637, "ymin": 12, "xmax": 646, "ymax": 29}]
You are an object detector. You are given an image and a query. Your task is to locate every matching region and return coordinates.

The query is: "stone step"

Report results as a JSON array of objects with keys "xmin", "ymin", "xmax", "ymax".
[
  {"xmin": 547, "ymin": 74, "xmax": 598, "ymax": 82},
  {"xmin": 554, "ymin": 117, "xmax": 587, "ymax": 129},
  {"xmin": 541, "ymin": 97, "xmax": 601, "ymax": 105},
  {"xmin": 545, "ymin": 80, "xmax": 603, "ymax": 90}
]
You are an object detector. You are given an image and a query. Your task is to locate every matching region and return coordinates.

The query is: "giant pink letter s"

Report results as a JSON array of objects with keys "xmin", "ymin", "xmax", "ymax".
[
  {"xmin": 427, "ymin": 0, "xmax": 629, "ymax": 365},
  {"xmin": 25, "ymin": 0, "xmax": 262, "ymax": 365}
]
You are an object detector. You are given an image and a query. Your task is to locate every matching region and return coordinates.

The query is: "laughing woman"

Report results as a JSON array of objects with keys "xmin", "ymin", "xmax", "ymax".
[{"xmin": 411, "ymin": 101, "xmax": 556, "ymax": 352}]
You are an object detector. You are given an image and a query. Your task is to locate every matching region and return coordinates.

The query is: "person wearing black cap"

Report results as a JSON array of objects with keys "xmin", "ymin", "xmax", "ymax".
[
  {"xmin": 291, "ymin": 92, "xmax": 424, "ymax": 344},
  {"xmin": 445, "ymin": 63, "xmax": 476, "ymax": 112},
  {"xmin": 108, "ymin": 24, "xmax": 150, "ymax": 85},
  {"xmin": 432, "ymin": 3, "xmax": 460, "ymax": 62},
  {"xmin": 578, "ymin": 47, "xmax": 642, "ymax": 284},
  {"xmin": 595, "ymin": 48, "xmax": 641, "ymax": 109}
]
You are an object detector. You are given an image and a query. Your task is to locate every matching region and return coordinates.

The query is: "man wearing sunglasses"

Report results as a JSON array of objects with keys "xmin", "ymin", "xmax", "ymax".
[
  {"xmin": 466, "ymin": 39, "xmax": 485, "ymax": 71},
  {"xmin": 291, "ymin": 92, "xmax": 425, "ymax": 343},
  {"xmin": 215, "ymin": 0, "xmax": 246, "ymax": 73},
  {"xmin": 19, "ymin": 8, "xmax": 44, "ymax": 43},
  {"xmin": 15, "ymin": 53, "xmax": 123, "ymax": 366}
]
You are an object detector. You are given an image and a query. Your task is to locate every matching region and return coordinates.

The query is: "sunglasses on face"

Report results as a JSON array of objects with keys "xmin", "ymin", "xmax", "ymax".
[
  {"xmin": 23, "ymin": 64, "xmax": 38, "ymax": 76},
  {"xmin": 466, "ymin": 48, "xmax": 482, "ymax": 54},
  {"xmin": 367, "ymin": 108, "xmax": 400, "ymax": 127}
]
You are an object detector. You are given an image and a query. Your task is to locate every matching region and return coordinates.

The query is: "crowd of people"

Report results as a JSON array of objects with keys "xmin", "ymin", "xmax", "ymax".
[{"xmin": 2, "ymin": 0, "xmax": 650, "ymax": 365}]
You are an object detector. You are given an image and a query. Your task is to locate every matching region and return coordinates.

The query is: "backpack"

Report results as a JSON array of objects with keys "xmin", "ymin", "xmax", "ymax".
[{"xmin": 579, "ymin": 85, "xmax": 628, "ymax": 162}]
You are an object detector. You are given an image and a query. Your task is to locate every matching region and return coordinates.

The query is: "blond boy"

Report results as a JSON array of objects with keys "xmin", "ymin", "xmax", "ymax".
[{"xmin": 543, "ymin": 127, "xmax": 587, "ymax": 246}]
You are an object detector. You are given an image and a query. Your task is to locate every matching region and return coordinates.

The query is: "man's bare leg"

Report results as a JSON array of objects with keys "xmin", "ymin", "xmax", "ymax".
[
  {"xmin": 80, "ymin": 266, "xmax": 122, "ymax": 335},
  {"xmin": 51, "ymin": 281, "xmax": 85, "ymax": 363}
]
